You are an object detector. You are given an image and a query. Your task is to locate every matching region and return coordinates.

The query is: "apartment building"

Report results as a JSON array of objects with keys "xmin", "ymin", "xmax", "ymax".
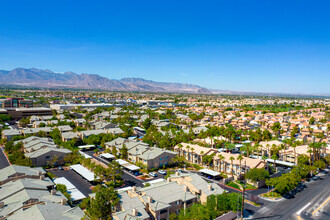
[
  {"xmin": 167, "ymin": 172, "xmax": 225, "ymax": 204},
  {"xmin": 0, "ymin": 165, "xmax": 84, "ymax": 219},
  {"xmin": 113, "ymin": 181, "xmax": 197, "ymax": 220},
  {"xmin": 15, "ymin": 136, "xmax": 71, "ymax": 167}
]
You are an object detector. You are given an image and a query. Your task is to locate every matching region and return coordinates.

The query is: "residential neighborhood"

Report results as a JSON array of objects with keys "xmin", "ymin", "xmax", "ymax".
[{"xmin": 0, "ymin": 91, "xmax": 329, "ymax": 220}]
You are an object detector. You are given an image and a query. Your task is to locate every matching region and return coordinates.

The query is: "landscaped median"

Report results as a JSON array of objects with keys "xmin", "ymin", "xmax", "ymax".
[{"xmin": 259, "ymin": 190, "xmax": 283, "ymax": 201}]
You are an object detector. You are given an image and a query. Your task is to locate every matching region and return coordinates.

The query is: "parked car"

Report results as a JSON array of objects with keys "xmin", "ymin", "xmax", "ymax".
[
  {"xmin": 149, "ymin": 172, "xmax": 157, "ymax": 177},
  {"xmin": 312, "ymin": 176, "xmax": 319, "ymax": 181},
  {"xmin": 178, "ymin": 169, "xmax": 182, "ymax": 173},
  {"xmin": 158, "ymin": 170, "xmax": 167, "ymax": 175},
  {"xmin": 134, "ymin": 172, "xmax": 142, "ymax": 176},
  {"xmin": 58, "ymin": 166, "xmax": 64, "ymax": 170}
]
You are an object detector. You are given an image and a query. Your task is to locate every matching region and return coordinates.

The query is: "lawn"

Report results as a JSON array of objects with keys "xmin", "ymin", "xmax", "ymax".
[
  {"xmin": 237, "ymin": 181, "xmax": 257, "ymax": 190},
  {"xmin": 226, "ymin": 181, "xmax": 257, "ymax": 190},
  {"xmin": 226, "ymin": 181, "xmax": 241, "ymax": 190}
]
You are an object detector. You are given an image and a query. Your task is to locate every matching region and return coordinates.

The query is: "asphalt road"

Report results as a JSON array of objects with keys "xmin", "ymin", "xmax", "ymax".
[
  {"xmin": 0, "ymin": 147, "xmax": 10, "ymax": 169},
  {"xmin": 49, "ymin": 169, "xmax": 93, "ymax": 197},
  {"xmin": 251, "ymin": 169, "xmax": 330, "ymax": 220}
]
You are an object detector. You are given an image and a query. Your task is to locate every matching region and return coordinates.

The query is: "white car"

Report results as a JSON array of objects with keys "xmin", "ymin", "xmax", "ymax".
[
  {"xmin": 158, "ymin": 170, "xmax": 167, "ymax": 175},
  {"xmin": 149, "ymin": 172, "xmax": 157, "ymax": 177}
]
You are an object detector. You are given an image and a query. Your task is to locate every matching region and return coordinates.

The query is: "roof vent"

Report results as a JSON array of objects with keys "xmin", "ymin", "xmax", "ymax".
[
  {"xmin": 208, "ymin": 184, "xmax": 213, "ymax": 191},
  {"xmin": 60, "ymin": 198, "xmax": 67, "ymax": 205}
]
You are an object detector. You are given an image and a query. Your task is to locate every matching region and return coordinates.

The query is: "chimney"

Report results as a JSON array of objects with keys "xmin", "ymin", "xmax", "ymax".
[
  {"xmin": 208, "ymin": 184, "xmax": 213, "ymax": 191},
  {"xmin": 147, "ymin": 196, "xmax": 153, "ymax": 203},
  {"xmin": 60, "ymin": 198, "xmax": 67, "ymax": 205},
  {"xmin": 50, "ymin": 189, "xmax": 56, "ymax": 195},
  {"xmin": 167, "ymin": 178, "xmax": 171, "ymax": 183},
  {"xmin": 40, "ymin": 175, "xmax": 45, "ymax": 180},
  {"xmin": 132, "ymin": 208, "xmax": 138, "ymax": 216},
  {"xmin": 132, "ymin": 186, "xmax": 136, "ymax": 192},
  {"xmin": 38, "ymin": 171, "xmax": 42, "ymax": 176},
  {"xmin": 175, "ymin": 171, "xmax": 179, "ymax": 176},
  {"xmin": 0, "ymin": 202, "xmax": 4, "ymax": 208},
  {"xmin": 183, "ymin": 186, "xmax": 188, "ymax": 192}
]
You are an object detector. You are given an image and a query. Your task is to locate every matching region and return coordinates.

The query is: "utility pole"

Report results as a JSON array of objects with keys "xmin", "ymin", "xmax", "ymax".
[{"xmin": 241, "ymin": 161, "xmax": 246, "ymax": 219}]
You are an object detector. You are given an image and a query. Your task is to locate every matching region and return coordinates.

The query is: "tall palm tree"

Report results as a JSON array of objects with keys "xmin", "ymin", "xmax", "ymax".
[
  {"xmin": 186, "ymin": 145, "xmax": 190, "ymax": 161},
  {"xmin": 200, "ymin": 151, "xmax": 204, "ymax": 165},
  {"xmin": 271, "ymin": 154, "xmax": 278, "ymax": 172},
  {"xmin": 307, "ymin": 148, "xmax": 313, "ymax": 166},
  {"xmin": 256, "ymin": 144, "xmax": 260, "ymax": 158},
  {"xmin": 246, "ymin": 143, "xmax": 250, "ymax": 158},
  {"xmin": 191, "ymin": 148, "xmax": 195, "ymax": 163},
  {"xmin": 178, "ymin": 144, "xmax": 183, "ymax": 157},
  {"xmin": 266, "ymin": 144, "xmax": 270, "ymax": 157},
  {"xmin": 218, "ymin": 154, "xmax": 225, "ymax": 172},
  {"xmin": 229, "ymin": 156, "xmax": 235, "ymax": 177},
  {"xmin": 237, "ymin": 154, "xmax": 243, "ymax": 175},
  {"xmin": 292, "ymin": 142, "xmax": 297, "ymax": 165},
  {"xmin": 262, "ymin": 156, "xmax": 269, "ymax": 173}
]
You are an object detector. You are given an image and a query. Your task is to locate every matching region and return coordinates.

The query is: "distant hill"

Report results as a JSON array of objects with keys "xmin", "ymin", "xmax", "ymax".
[{"xmin": 0, "ymin": 68, "xmax": 210, "ymax": 94}]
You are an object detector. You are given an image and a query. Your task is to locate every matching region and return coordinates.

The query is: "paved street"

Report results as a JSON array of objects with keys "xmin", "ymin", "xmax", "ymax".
[
  {"xmin": 251, "ymin": 169, "xmax": 330, "ymax": 220},
  {"xmin": 0, "ymin": 147, "xmax": 10, "ymax": 169}
]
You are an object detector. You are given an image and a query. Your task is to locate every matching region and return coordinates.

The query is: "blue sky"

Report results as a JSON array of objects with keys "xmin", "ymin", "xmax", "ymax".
[{"xmin": 0, "ymin": 0, "xmax": 329, "ymax": 94}]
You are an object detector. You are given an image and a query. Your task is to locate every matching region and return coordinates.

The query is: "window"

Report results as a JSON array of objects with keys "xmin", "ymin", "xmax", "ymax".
[
  {"xmin": 159, "ymin": 157, "xmax": 163, "ymax": 161},
  {"xmin": 160, "ymin": 209, "xmax": 167, "ymax": 214},
  {"xmin": 45, "ymin": 156, "xmax": 51, "ymax": 159},
  {"xmin": 160, "ymin": 163, "xmax": 163, "ymax": 167}
]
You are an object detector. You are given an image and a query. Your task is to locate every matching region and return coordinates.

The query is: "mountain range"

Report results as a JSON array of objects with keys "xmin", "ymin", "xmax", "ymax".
[{"xmin": 0, "ymin": 68, "xmax": 210, "ymax": 94}]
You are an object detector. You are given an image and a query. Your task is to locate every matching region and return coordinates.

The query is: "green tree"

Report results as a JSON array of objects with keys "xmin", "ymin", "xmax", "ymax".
[
  {"xmin": 246, "ymin": 168, "xmax": 270, "ymax": 182},
  {"xmin": 120, "ymin": 144, "xmax": 128, "ymax": 159},
  {"xmin": 142, "ymin": 118, "xmax": 152, "ymax": 130},
  {"xmin": 88, "ymin": 187, "xmax": 119, "ymax": 219},
  {"xmin": 309, "ymin": 117, "xmax": 315, "ymax": 125}
]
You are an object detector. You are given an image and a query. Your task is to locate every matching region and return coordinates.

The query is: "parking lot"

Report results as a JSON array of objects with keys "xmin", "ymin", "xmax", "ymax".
[{"xmin": 48, "ymin": 168, "xmax": 93, "ymax": 196}]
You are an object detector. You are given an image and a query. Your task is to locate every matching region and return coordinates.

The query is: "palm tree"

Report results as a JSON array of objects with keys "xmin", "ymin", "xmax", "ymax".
[
  {"xmin": 237, "ymin": 155, "xmax": 243, "ymax": 175},
  {"xmin": 186, "ymin": 145, "xmax": 190, "ymax": 161},
  {"xmin": 307, "ymin": 148, "xmax": 313, "ymax": 166},
  {"xmin": 191, "ymin": 148, "xmax": 195, "ymax": 163},
  {"xmin": 262, "ymin": 156, "xmax": 269, "ymax": 173},
  {"xmin": 200, "ymin": 151, "xmax": 204, "ymax": 165},
  {"xmin": 246, "ymin": 143, "xmax": 250, "ymax": 158},
  {"xmin": 292, "ymin": 142, "xmax": 297, "ymax": 165},
  {"xmin": 266, "ymin": 144, "xmax": 270, "ymax": 157},
  {"xmin": 178, "ymin": 144, "xmax": 183, "ymax": 157},
  {"xmin": 271, "ymin": 154, "xmax": 278, "ymax": 172},
  {"xmin": 256, "ymin": 144, "xmax": 260, "ymax": 158},
  {"xmin": 229, "ymin": 156, "xmax": 235, "ymax": 177},
  {"xmin": 218, "ymin": 154, "xmax": 225, "ymax": 172}
]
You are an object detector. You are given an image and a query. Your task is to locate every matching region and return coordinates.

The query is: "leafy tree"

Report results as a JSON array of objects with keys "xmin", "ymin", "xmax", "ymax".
[
  {"xmin": 88, "ymin": 187, "xmax": 119, "ymax": 220},
  {"xmin": 309, "ymin": 117, "xmax": 315, "ymax": 125},
  {"xmin": 298, "ymin": 155, "xmax": 309, "ymax": 165},
  {"xmin": 120, "ymin": 144, "xmax": 128, "ymax": 159},
  {"xmin": 314, "ymin": 160, "xmax": 326, "ymax": 169},
  {"xmin": 246, "ymin": 168, "xmax": 270, "ymax": 182},
  {"xmin": 56, "ymin": 183, "xmax": 71, "ymax": 201},
  {"xmin": 0, "ymin": 114, "xmax": 11, "ymax": 122},
  {"xmin": 142, "ymin": 118, "xmax": 152, "ymax": 130}
]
